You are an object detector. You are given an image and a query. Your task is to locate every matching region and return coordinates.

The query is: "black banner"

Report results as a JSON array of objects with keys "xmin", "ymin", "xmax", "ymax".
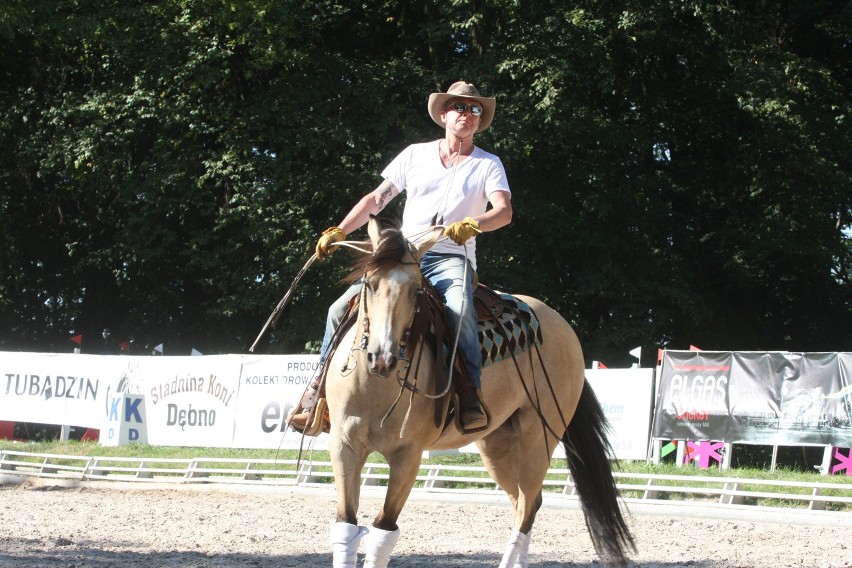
[{"xmin": 652, "ymin": 351, "xmax": 852, "ymax": 445}]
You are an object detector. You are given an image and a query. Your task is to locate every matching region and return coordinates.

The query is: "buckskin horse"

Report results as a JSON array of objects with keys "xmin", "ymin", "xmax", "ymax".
[{"xmin": 322, "ymin": 217, "xmax": 634, "ymax": 567}]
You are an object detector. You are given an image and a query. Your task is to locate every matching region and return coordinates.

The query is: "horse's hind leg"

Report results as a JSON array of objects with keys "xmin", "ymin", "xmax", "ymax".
[{"xmin": 478, "ymin": 414, "xmax": 555, "ymax": 567}]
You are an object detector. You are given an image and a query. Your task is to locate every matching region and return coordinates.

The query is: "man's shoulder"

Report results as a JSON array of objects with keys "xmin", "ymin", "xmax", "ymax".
[
  {"xmin": 408, "ymin": 139, "xmax": 441, "ymax": 151},
  {"xmin": 471, "ymin": 146, "xmax": 504, "ymax": 166},
  {"xmin": 391, "ymin": 140, "xmax": 439, "ymax": 160}
]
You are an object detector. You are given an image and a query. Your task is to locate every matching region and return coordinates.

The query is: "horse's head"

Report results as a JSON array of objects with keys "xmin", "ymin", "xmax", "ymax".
[{"xmin": 350, "ymin": 217, "xmax": 441, "ymax": 377}]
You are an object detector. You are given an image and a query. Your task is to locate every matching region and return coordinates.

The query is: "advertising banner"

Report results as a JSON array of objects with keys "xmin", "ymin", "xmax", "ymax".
[
  {"xmin": 2, "ymin": 351, "xmax": 657, "ymax": 456},
  {"xmin": 463, "ymin": 368, "xmax": 654, "ymax": 460},
  {"xmin": 0, "ymin": 352, "xmax": 324, "ymax": 449},
  {"xmin": 652, "ymin": 351, "xmax": 852, "ymax": 446},
  {"xmin": 106, "ymin": 355, "xmax": 243, "ymax": 447},
  {"xmin": 232, "ymin": 354, "xmax": 328, "ymax": 450},
  {"xmin": 0, "ymin": 352, "xmax": 127, "ymax": 428},
  {"xmin": 586, "ymin": 368, "xmax": 654, "ymax": 460}
]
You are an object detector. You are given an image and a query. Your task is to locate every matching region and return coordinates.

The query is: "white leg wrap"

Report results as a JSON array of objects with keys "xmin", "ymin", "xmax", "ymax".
[
  {"xmin": 363, "ymin": 524, "xmax": 401, "ymax": 568},
  {"xmin": 513, "ymin": 530, "xmax": 531, "ymax": 568},
  {"xmin": 330, "ymin": 522, "xmax": 368, "ymax": 568},
  {"xmin": 497, "ymin": 530, "xmax": 530, "ymax": 568}
]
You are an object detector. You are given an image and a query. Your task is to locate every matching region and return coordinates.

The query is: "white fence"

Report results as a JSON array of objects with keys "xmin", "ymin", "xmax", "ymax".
[{"xmin": 2, "ymin": 450, "xmax": 851, "ymax": 512}]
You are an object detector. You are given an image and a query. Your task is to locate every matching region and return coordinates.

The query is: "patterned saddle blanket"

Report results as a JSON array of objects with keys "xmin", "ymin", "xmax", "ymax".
[{"xmin": 473, "ymin": 286, "xmax": 543, "ymax": 368}]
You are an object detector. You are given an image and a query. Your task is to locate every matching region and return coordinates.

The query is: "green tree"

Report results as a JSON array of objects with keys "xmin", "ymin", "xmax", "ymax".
[{"xmin": 0, "ymin": 0, "xmax": 848, "ymax": 366}]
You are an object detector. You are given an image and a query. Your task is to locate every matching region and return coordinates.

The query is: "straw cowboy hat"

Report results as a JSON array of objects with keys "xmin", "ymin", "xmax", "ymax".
[{"xmin": 427, "ymin": 81, "xmax": 496, "ymax": 133}]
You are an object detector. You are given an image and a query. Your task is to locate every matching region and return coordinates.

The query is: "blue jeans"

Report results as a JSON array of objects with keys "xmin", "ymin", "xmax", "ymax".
[{"xmin": 319, "ymin": 252, "xmax": 481, "ymax": 388}]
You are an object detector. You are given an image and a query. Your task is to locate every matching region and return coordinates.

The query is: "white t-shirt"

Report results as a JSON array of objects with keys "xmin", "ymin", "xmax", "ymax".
[{"xmin": 381, "ymin": 140, "xmax": 511, "ymax": 270}]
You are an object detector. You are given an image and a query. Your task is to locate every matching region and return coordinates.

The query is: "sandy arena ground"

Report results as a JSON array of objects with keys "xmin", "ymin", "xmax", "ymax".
[{"xmin": 1, "ymin": 476, "xmax": 850, "ymax": 567}]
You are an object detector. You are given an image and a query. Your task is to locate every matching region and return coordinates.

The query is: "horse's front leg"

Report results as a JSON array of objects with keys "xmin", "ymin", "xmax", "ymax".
[
  {"xmin": 329, "ymin": 430, "xmax": 370, "ymax": 568},
  {"xmin": 361, "ymin": 445, "xmax": 423, "ymax": 568}
]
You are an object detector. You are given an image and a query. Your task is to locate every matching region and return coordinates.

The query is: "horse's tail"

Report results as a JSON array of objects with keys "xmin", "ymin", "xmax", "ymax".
[{"xmin": 562, "ymin": 379, "xmax": 635, "ymax": 567}]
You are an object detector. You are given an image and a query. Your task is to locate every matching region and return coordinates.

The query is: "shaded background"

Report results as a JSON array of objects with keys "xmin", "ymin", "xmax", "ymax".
[{"xmin": 1, "ymin": 0, "xmax": 849, "ymax": 366}]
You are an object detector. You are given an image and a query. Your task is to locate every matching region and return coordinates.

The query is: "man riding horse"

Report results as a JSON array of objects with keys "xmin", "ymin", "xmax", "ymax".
[{"xmin": 289, "ymin": 80, "xmax": 512, "ymax": 433}]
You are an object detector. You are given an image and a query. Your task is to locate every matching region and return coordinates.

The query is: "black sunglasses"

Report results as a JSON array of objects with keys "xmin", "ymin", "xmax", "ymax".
[{"xmin": 447, "ymin": 102, "xmax": 483, "ymax": 116}]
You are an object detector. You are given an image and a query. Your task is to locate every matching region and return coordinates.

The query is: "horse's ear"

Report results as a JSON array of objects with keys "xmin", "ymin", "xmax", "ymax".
[
  {"xmin": 367, "ymin": 215, "xmax": 382, "ymax": 252},
  {"xmin": 413, "ymin": 226, "xmax": 443, "ymax": 259}
]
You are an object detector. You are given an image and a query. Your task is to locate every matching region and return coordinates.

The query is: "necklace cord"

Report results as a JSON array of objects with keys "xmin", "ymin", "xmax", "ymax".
[{"xmin": 432, "ymin": 137, "xmax": 464, "ymax": 226}]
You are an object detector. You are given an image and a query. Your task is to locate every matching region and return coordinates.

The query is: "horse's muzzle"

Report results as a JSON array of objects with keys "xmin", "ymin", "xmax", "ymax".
[{"xmin": 367, "ymin": 350, "xmax": 397, "ymax": 377}]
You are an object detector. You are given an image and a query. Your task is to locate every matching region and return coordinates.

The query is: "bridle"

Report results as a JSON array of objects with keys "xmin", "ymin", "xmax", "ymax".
[
  {"xmin": 341, "ymin": 232, "xmax": 469, "ymax": 437},
  {"xmin": 352, "ymin": 257, "xmax": 424, "ymax": 385}
]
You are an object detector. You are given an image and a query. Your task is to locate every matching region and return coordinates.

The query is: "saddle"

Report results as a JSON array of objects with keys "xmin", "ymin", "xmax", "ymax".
[{"xmin": 473, "ymin": 285, "xmax": 506, "ymax": 322}]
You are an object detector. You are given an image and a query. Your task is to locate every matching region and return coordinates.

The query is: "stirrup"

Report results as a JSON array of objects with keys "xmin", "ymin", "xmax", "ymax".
[
  {"xmin": 461, "ymin": 406, "xmax": 488, "ymax": 431},
  {"xmin": 287, "ymin": 398, "xmax": 329, "ymax": 436},
  {"xmin": 454, "ymin": 394, "xmax": 489, "ymax": 435}
]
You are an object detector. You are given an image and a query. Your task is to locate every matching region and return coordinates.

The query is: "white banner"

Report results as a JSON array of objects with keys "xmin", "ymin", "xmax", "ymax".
[
  {"xmin": 232, "ymin": 354, "xmax": 328, "ymax": 450},
  {"xmin": 585, "ymin": 368, "xmax": 654, "ymax": 460},
  {"xmin": 0, "ymin": 352, "xmax": 126, "ymax": 428},
  {"xmin": 0, "ymin": 352, "xmax": 653, "ymax": 458},
  {"xmin": 109, "ymin": 355, "xmax": 243, "ymax": 447},
  {"xmin": 461, "ymin": 368, "xmax": 654, "ymax": 460}
]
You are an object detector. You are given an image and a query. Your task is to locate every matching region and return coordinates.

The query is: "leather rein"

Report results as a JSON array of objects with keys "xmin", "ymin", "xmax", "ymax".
[{"xmin": 347, "ymin": 262, "xmax": 442, "ymax": 396}]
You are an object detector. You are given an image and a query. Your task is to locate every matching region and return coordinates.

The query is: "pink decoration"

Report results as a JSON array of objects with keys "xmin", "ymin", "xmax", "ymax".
[
  {"xmin": 686, "ymin": 440, "xmax": 725, "ymax": 468},
  {"xmin": 831, "ymin": 448, "xmax": 852, "ymax": 476}
]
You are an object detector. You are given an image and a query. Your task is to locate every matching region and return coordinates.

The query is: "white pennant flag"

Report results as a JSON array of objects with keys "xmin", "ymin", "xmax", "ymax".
[{"xmin": 629, "ymin": 346, "xmax": 641, "ymax": 360}]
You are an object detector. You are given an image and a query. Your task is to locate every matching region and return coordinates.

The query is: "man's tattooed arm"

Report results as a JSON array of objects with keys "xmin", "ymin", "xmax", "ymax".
[{"xmin": 373, "ymin": 179, "xmax": 399, "ymax": 211}]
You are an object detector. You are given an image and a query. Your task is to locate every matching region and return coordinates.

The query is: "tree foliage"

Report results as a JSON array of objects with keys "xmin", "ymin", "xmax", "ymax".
[{"xmin": 1, "ymin": 0, "xmax": 849, "ymax": 365}]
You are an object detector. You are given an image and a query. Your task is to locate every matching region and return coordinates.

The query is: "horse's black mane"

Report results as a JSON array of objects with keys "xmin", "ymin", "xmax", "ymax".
[{"xmin": 343, "ymin": 223, "xmax": 408, "ymax": 284}]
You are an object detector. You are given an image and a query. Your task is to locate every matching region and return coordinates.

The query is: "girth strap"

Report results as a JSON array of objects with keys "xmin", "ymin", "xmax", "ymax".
[
  {"xmin": 474, "ymin": 291, "xmax": 571, "ymax": 442},
  {"xmin": 403, "ymin": 279, "xmax": 471, "ymax": 429}
]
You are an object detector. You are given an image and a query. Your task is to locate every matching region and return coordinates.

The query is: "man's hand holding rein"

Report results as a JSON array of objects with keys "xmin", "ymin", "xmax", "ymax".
[
  {"xmin": 316, "ymin": 226, "xmax": 346, "ymax": 260},
  {"xmin": 443, "ymin": 217, "xmax": 481, "ymax": 245}
]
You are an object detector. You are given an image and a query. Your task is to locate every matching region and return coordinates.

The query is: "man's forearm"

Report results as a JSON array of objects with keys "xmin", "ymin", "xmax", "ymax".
[
  {"xmin": 475, "ymin": 195, "xmax": 513, "ymax": 232},
  {"xmin": 337, "ymin": 179, "xmax": 399, "ymax": 235}
]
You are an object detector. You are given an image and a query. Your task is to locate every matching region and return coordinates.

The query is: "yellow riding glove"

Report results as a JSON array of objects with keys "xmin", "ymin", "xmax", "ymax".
[
  {"xmin": 443, "ymin": 217, "xmax": 481, "ymax": 245},
  {"xmin": 316, "ymin": 226, "xmax": 346, "ymax": 260}
]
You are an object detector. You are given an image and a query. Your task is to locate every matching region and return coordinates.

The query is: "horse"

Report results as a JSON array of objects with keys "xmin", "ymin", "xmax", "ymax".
[{"xmin": 323, "ymin": 216, "xmax": 634, "ymax": 567}]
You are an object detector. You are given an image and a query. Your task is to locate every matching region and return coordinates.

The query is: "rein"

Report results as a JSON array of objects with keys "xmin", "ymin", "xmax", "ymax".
[
  {"xmin": 347, "ymin": 231, "xmax": 472, "ymax": 435},
  {"xmin": 248, "ymin": 252, "xmax": 318, "ymax": 353},
  {"xmin": 248, "ymin": 240, "xmax": 373, "ymax": 353},
  {"xmin": 359, "ymin": 240, "xmax": 469, "ymax": 400}
]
